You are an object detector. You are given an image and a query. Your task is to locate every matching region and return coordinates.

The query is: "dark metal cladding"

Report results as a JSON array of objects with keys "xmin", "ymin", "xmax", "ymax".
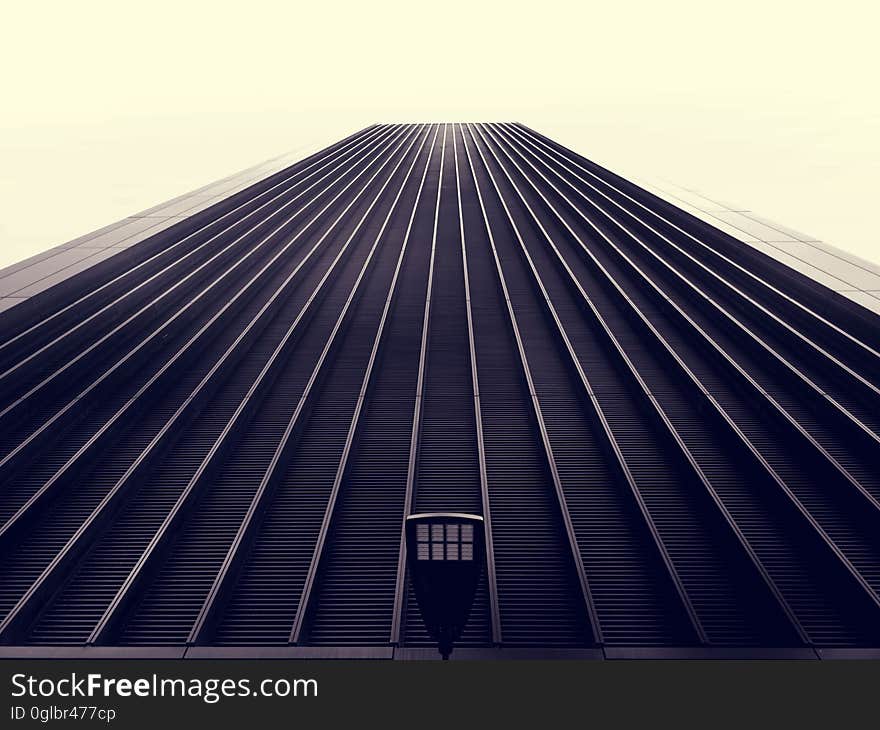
[{"xmin": 0, "ymin": 122, "xmax": 878, "ymax": 659}]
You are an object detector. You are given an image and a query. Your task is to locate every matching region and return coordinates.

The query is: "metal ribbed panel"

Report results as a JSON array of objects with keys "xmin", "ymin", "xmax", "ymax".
[
  {"xmin": 187, "ymin": 129, "xmax": 427, "ymax": 646},
  {"xmin": 476, "ymin": 125, "xmax": 802, "ymax": 645},
  {"xmin": 518, "ymin": 122, "xmax": 880, "ymax": 360},
  {"xmin": 403, "ymin": 125, "xmax": 491, "ymax": 646},
  {"xmin": 306, "ymin": 129, "xmax": 440, "ymax": 646},
  {"xmin": 1, "ymin": 123, "xmax": 879, "ymax": 655},
  {"xmin": 411, "ymin": 139, "xmax": 481, "ymax": 516},
  {"xmin": 0, "ymin": 127, "xmax": 395, "ymax": 473},
  {"xmin": 119, "ymin": 136, "xmax": 419, "ymax": 645},
  {"xmin": 517, "ymin": 127, "xmax": 880, "ymax": 516},
  {"xmin": 400, "ymin": 126, "xmax": 490, "ymax": 647},
  {"xmin": 0, "ymin": 127, "xmax": 382, "ymax": 374},
  {"xmin": 459, "ymin": 128, "xmax": 592, "ymax": 647},
  {"xmin": 496, "ymin": 123, "xmax": 880, "ymax": 645},
  {"xmin": 0, "ymin": 269, "xmax": 279, "ymax": 620},
  {"xmin": 27, "ymin": 134, "xmax": 410, "ymax": 645}
]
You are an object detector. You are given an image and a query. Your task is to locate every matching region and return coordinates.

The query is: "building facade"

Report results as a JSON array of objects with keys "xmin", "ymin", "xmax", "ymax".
[{"xmin": 0, "ymin": 123, "xmax": 878, "ymax": 659}]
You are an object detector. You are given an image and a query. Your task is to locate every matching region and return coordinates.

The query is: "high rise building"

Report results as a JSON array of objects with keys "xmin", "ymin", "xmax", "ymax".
[{"xmin": 0, "ymin": 123, "xmax": 878, "ymax": 659}]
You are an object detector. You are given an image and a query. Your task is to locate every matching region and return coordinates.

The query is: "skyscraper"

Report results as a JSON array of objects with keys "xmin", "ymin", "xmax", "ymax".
[{"xmin": 0, "ymin": 123, "xmax": 878, "ymax": 659}]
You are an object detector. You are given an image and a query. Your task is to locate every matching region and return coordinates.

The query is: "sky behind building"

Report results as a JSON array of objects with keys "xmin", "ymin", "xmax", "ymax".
[{"xmin": 2, "ymin": 0, "xmax": 878, "ymax": 268}]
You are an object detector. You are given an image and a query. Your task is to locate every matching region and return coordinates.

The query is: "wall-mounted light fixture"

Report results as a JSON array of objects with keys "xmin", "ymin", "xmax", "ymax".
[{"xmin": 405, "ymin": 513, "xmax": 485, "ymax": 659}]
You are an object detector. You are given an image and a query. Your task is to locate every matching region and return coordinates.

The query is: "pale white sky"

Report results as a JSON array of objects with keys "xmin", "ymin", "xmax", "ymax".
[{"xmin": 2, "ymin": 0, "xmax": 878, "ymax": 267}]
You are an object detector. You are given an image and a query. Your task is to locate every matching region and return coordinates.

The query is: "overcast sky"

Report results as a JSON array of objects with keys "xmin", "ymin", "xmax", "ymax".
[{"xmin": 2, "ymin": 0, "xmax": 878, "ymax": 268}]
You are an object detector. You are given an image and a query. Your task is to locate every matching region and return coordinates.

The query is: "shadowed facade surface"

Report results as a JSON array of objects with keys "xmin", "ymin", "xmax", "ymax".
[{"xmin": 0, "ymin": 123, "xmax": 879, "ymax": 660}]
